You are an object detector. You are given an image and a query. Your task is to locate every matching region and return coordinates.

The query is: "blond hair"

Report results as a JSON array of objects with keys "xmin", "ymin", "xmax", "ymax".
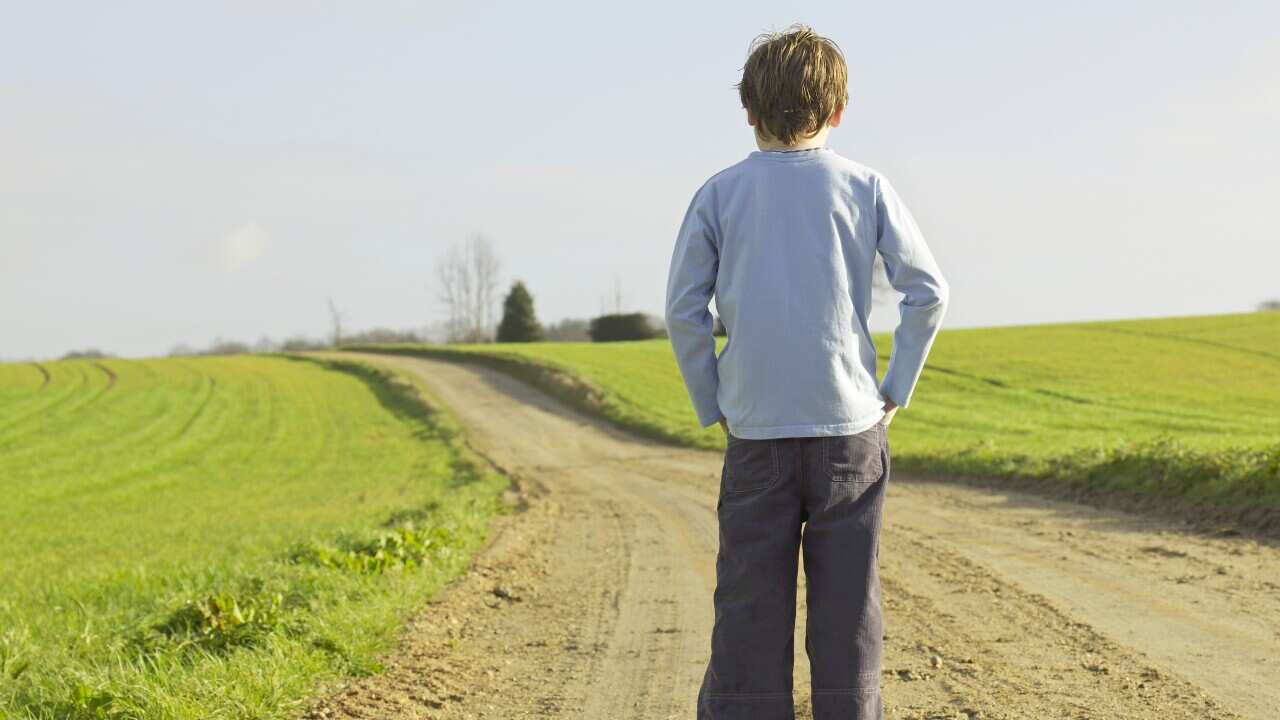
[{"xmin": 736, "ymin": 24, "xmax": 849, "ymax": 145}]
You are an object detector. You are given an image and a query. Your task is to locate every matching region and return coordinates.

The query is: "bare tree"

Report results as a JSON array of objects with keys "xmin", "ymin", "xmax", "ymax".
[
  {"xmin": 612, "ymin": 274, "xmax": 625, "ymax": 314},
  {"xmin": 419, "ymin": 319, "xmax": 453, "ymax": 344},
  {"xmin": 545, "ymin": 318, "xmax": 591, "ymax": 342},
  {"xmin": 327, "ymin": 297, "xmax": 346, "ymax": 347},
  {"xmin": 473, "ymin": 235, "xmax": 501, "ymax": 337},
  {"xmin": 437, "ymin": 234, "xmax": 502, "ymax": 343},
  {"xmin": 437, "ymin": 243, "xmax": 467, "ymax": 342},
  {"xmin": 204, "ymin": 338, "xmax": 251, "ymax": 356},
  {"xmin": 1259, "ymin": 298, "xmax": 1280, "ymax": 312},
  {"xmin": 599, "ymin": 274, "xmax": 625, "ymax": 315}
]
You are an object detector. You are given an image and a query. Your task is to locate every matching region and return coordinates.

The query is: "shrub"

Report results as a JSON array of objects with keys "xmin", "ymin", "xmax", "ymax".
[
  {"xmin": 60, "ymin": 349, "xmax": 113, "ymax": 360},
  {"xmin": 588, "ymin": 313, "xmax": 657, "ymax": 342},
  {"xmin": 342, "ymin": 328, "xmax": 426, "ymax": 345},
  {"xmin": 279, "ymin": 336, "xmax": 329, "ymax": 352}
]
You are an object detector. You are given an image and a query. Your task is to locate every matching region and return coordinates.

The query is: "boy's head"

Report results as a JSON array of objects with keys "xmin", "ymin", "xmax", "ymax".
[{"xmin": 736, "ymin": 24, "xmax": 848, "ymax": 146}]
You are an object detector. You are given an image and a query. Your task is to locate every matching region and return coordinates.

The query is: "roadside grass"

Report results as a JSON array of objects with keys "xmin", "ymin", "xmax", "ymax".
[
  {"xmin": 0, "ymin": 355, "xmax": 508, "ymax": 719},
  {"xmin": 346, "ymin": 311, "xmax": 1280, "ymax": 520}
]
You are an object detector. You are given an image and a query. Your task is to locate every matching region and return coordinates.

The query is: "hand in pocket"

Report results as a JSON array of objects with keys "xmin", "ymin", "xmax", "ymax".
[{"xmin": 879, "ymin": 400, "xmax": 898, "ymax": 427}]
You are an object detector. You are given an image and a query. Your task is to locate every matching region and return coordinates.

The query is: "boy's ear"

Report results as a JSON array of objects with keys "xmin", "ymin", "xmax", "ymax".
[
  {"xmin": 828, "ymin": 103, "xmax": 845, "ymax": 128},
  {"xmin": 746, "ymin": 109, "xmax": 770, "ymax": 141}
]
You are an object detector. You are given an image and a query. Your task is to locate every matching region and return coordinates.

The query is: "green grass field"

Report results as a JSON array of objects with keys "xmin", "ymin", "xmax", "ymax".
[
  {"xmin": 348, "ymin": 311, "xmax": 1280, "ymax": 515},
  {"xmin": 0, "ymin": 355, "xmax": 507, "ymax": 719}
]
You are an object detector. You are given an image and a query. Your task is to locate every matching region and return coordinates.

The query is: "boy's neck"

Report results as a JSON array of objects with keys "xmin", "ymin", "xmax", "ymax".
[{"xmin": 755, "ymin": 126, "xmax": 831, "ymax": 152}]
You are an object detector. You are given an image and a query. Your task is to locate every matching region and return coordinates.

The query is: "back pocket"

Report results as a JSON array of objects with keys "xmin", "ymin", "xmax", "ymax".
[
  {"xmin": 823, "ymin": 424, "xmax": 884, "ymax": 484},
  {"xmin": 722, "ymin": 435, "xmax": 780, "ymax": 494}
]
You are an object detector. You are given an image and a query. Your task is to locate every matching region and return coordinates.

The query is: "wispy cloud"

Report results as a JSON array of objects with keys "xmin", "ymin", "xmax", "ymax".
[{"xmin": 213, "ymin": 222, "xmax": 269, "ymax": 271}]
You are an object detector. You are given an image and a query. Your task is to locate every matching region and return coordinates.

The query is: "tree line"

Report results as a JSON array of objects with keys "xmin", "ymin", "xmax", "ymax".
[
  {"xmin": 434, "ymin": 233, "xmax": 667, "ymax": 345},
  {"xmin": 50, "ymin": 227, "xmax": 1279, "ymax": 361},
  {"xmin": 125, "ymin": 234, "xmax": 662, "ymax": 359}
]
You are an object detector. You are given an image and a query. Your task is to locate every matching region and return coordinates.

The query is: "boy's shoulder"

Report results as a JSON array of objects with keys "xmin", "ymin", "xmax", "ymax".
[
  {"xmin": 822, "ymin": 151, "xmax": 886, "ymax": 184},
  {"xmin": 698, "ymin": 149, "xmax": 888, "ymax": 196}
]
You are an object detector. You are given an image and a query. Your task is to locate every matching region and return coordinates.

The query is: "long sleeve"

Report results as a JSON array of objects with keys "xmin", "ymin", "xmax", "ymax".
[
  {"xmin": 665, "ymin": 183, "xmax": 722, "ymax": 427},
  {"xmin": 875, "ymin": 175, "xmax": 949, "ymax": 409}
]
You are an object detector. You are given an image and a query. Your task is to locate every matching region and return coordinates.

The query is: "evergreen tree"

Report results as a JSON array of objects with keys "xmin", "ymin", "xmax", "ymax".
[{"xmin": 496, "ymin": 281, "xmax": 545, "ymax": 342}]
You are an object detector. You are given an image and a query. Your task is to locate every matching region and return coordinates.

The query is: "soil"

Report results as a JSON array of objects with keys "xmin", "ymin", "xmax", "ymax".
[{"xmin": 303, "ymin": 354, "xmax": 1279, "ymax": 720}]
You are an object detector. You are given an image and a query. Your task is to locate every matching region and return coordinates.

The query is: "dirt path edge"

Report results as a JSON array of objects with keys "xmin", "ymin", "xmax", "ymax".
[{"xmin": 340, "ymin": 347, "xmax": 1279, "ymax": 540}]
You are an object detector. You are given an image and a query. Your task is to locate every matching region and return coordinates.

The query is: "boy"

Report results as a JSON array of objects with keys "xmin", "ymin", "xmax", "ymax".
[{"xmin": 664, "ymin": 24, "xmax": 949, "ymax": 720}]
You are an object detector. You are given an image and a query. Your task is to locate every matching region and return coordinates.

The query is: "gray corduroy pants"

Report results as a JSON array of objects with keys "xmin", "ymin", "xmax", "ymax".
[{"xmin": 698, "ymin": 421, "xmax": 890, "ymax": 720}]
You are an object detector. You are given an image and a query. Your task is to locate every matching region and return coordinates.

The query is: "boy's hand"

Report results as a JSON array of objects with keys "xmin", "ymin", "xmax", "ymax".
[{"xmin": 880, "ymin": 401, "xmax": 899, "ymax": 427}]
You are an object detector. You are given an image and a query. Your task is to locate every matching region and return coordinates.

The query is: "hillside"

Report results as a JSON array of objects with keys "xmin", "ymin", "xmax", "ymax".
[{"xmin": 349, "ymin": 312, "xmax": 1280, "ymax": 521}]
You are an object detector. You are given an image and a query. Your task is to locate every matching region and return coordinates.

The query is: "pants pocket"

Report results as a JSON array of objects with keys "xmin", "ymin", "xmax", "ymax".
[
  {"xmin": 721, "ymin": 435, "xmax": 780, "ymax": 494},
  {"xmin": 822, "ymin": 423, "xmax": 885, "ymax": 484}
]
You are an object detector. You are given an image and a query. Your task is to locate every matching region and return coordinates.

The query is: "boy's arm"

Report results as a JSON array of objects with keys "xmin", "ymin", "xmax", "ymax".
[
  {"xmin": 875, "ymin": 175, "xmax": 950, "ymax": 410},
  {"xmin": 664, "ymin": 183, "xmax": 722, "ymax": 428}
]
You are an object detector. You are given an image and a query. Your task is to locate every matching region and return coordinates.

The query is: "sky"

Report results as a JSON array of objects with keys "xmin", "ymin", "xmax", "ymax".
[{"xmin": 2, "ymin": 1, "xmax": 1278, "ymax": 360}]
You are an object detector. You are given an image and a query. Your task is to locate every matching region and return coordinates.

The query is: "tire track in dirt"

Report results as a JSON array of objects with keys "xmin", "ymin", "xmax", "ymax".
[
  {"xmin": 305, "ymin": 354, "xmax": 1275, "ymax": 719},
  {"xmin": 885, "ymin": 481, "xmax": 1279, "ymax": 717}
]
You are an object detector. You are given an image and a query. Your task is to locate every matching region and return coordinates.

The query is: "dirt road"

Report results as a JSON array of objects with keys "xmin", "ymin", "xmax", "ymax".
[{"xmin": 308, "ymin": 355, "xmax": 1279, "ymax": 720}]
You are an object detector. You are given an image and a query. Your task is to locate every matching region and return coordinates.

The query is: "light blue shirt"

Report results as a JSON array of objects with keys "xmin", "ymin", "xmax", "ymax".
[{"xmin": 664, "ymin": 146, "xmax": 949, "ymax": 439}]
